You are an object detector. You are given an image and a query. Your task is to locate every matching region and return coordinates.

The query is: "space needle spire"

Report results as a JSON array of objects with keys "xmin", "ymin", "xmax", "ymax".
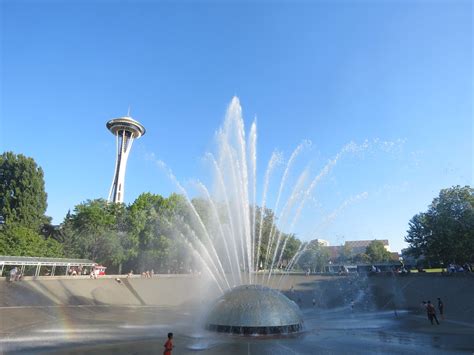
[{"xmin": 106, "ymin": 115, "xmax": 146, "ymax": 203}]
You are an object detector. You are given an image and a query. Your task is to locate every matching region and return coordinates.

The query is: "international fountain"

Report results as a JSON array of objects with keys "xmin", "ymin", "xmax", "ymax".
[
  {"xmin": 156, "ymin": 97, "xmax": 389, "ymax": 337},
  {"xmin": 2, "ymin": 98, "xmax": 473, "ymax": 354},
  {"xmin": 153, "ymin": 97, "xmax": 379, "ymax": 339},
  {"xmin": 160, "ymin": 97, "xmax": 314, "ymax": 335}
]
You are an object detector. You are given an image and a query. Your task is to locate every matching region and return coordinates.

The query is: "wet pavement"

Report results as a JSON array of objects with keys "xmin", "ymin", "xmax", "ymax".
[{"xmin": 2, "ymin": 304, "xmax": 473, "ymax": 354}]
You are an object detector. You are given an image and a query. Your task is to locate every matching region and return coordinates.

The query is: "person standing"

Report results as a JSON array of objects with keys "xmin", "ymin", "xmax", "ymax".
[
  {"xmin": 426, "ymin": 301, "xmax": 439, "ymax": 325},
  {"xmin": 437, "ymin": 298, "xmax": 444, "ymax": 320},
  {"xmin": 164, "ymin": 332, "xmax": 174, "ymax": 355}
]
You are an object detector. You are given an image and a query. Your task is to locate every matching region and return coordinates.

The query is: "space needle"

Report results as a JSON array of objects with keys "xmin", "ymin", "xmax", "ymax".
[{"xmin": 106, "ymin": 115, "xmax": 146, "ymax": 203}]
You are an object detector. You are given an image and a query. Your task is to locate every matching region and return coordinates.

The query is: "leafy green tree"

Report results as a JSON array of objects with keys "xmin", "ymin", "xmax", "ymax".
[
  {"xmin": 353, "ymin": 252, "xmax": 371, "ymax": 264},
  {"xmin": 191, "ymin": 198, "xmax": 213, "ymax": 230},
  {"xmin": 0, "ymin": 152, "xmax": 50, "ymax": 230},
  {"xmin": 40, "ymin": 223, "xmax": 65, "ymax": 242},
  {"xmin": 0, "ymin": 152, "xmax": 65, "ymax": 258},
  {"xmin": 60, "ymin": 191, "xmax": 302, "ymax": 276},
  {"xmin": 405, "ymin": 185, "xmax": 474, "ymax": 264},
  {"xmin": 111, "ymin": 202, "xmax": 137, "ymax": 273},
  {"xmin": 0, "ymin": 223, "xmax": 63, "ymax": 257},
  {"xmin": 279, "ymin": 234, "xmax": 302, "ymax": 267},
  {"xmin": 297, "ymin": 241, "xmax": 330, "ymax": 272},
  {"xmin": 249, "ymin": 207, "xmax": 303, "ymax": 270},
  {"xmin": 336, "ymin": 243, "xmax": 353, "ymax": 263},
  {"xmin": 365, "ymin": 240, "xmax": 392, "ymax": 263},
  {"xmin": 62, "ymin": 199, "xmax": 130, "ymax": 269},
  {"xmin": 253, "ymin": 207, "xmax": 277, "ymax": 269},
  {"xmin": 127, "ymin": 193, "xmax": 191, "ymax": 273}
]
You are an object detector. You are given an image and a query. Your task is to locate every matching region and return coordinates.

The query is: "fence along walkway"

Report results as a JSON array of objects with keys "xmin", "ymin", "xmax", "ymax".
[{"xmin": 0, "ymin": 256, "xmax": 96, "ymax": 277}]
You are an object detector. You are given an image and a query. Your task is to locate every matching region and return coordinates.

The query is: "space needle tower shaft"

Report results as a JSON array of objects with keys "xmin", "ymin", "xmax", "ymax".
[{"xmin": 106, "ymin": 116, "xmax": 146, "ymax": 203}]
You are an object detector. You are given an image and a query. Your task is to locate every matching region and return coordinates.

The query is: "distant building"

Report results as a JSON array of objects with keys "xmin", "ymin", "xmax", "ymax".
[
  {"xmin": 344, "ymin": 239, "xmax": 390, "ymax": 255},
  {"xmin": 320, "ymin": 239, "xmax": 391, "ymax": 262}
]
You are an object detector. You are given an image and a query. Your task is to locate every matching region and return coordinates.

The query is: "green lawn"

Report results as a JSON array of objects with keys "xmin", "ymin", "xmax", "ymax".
[{"xmin": 411, "ymin": 268, "xmax": 443, "ymax": 273}]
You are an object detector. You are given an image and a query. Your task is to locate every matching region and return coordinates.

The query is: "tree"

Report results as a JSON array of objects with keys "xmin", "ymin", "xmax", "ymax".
[
  {"xmin": 336, "ymin": 243, "xmax": 353, "ymax": 263},
  {"xmin": 404, "ymin": 213, "xmax": 429, "ymax": 259},
  {"xmin": 0, "ymin": 152, "xmax": 50, "ymax": 230},
  {"xmin": 0, "ymin": 152, "xmax": 63, "ymax": 258},
  {"xmin": 253, "ymin": 207, "xmax": 278, "ymax": 269},
  {"xmin": 191, "ymin": 197, "xmax": 213, "ymax": 230},
  {"xmin": 365, "ymin": 240, "xmax": 392, "ymax": 263},
  {"xmin": 62, "ymin": 199, "xmax": 130, "ymax": 269},
  {"xmin": 405, "ymin": 185, "xmax": 474, "ymax": 264},
  {"xmin": 127, "ymin": 192, "xmax": 192, "ymax": 273},
  {"xmin": 279, "ymin": 234, "xmax": 301, "ymax": 267},
  {"xmin": 297, "ymin": 241, "xmax": 330, "ymax": 272},
  {"xmin": 0, "ymin": 223, "xmax": 63, "ymax": 257},
  {"xmin": 353, "ymin": 252, "xmax": 371, "ymax": 264}
]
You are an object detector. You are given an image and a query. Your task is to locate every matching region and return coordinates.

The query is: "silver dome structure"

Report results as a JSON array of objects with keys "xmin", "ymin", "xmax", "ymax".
[{"xmin": 206, "ymin": 285, "xmax": 303, "ymax": 335}]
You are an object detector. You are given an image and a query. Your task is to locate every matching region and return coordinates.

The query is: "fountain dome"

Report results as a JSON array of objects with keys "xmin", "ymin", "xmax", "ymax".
[{"xmin": 206, "ymin": 285, "xmax": 303, "ymax": 335}]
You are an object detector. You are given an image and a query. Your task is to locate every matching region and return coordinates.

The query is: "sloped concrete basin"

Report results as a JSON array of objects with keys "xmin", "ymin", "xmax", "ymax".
[{"xmin": 206, "ymin": 284, "xmax": 303, "ymax": 335}]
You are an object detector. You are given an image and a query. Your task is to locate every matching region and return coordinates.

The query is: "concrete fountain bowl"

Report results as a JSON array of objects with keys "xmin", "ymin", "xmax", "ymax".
[{"xmin": 205, "ymin": 284, "xmax": 303, "ymax": 335}]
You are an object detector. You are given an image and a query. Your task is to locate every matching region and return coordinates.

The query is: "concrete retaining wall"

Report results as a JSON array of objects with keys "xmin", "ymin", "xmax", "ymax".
[
  {"xmin": 1, "ymin": 274, "xmax": 472, "ymax": 321},
  {"xmin": 0, "ymin": 275, "xmax": 220, "ymax": 308},
  {"xmin": 367, "ymin": 273, "xmax": 474, "ymax": 322}
]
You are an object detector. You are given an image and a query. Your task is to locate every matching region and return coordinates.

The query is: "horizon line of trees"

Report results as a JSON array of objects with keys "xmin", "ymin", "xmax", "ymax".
[
  {"xmin": 0, "ymin": 152, "xmax": 305, "ymax": 274},
  {"xmin": 1, "ymin": 152, "xmax": 472, "ymax": 274}
]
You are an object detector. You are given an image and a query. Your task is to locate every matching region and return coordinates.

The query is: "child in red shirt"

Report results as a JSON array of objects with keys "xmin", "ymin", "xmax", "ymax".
[{"xmin": 164, "ymin": 332, "xmax": 174, "ymax": 355}]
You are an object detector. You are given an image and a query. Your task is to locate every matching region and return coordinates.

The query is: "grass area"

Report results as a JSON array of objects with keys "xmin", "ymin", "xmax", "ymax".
[{"xmin": 411, "ymin": 268, "xmax": 443, "ymax": 273}]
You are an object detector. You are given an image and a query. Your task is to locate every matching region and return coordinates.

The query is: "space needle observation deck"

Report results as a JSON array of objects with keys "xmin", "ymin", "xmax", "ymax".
[{"xmin": 106, "ymin": 116, "xmax": 146, "ymax": 203}]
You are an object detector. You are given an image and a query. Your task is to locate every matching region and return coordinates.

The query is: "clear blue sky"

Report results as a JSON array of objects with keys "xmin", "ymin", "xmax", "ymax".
[{"xmin": 1, "ymin": 0, "xmax": 472, "ymax": 252}]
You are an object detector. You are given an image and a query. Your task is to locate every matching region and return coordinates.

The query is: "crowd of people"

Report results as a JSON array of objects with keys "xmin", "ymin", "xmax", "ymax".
[
  {"xmin": 447, "ymin": 263, "xmax": 472, "ymax": 273},
  {"xmin": 4, "ymin": 265, "xmax": 103, "ymax": 279},
  {"xmin": 126, "ymin": 269, "xmax": 155, "ymax": 278},
  {"xmin": 68, "ymin": 266, "xmax": 88, "ymax": 276}
]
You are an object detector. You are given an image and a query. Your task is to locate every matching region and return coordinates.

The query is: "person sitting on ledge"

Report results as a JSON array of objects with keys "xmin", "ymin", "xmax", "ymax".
[{"xmin": 9, "ymin": 267, "xmax": 18, "ymax": 282}]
